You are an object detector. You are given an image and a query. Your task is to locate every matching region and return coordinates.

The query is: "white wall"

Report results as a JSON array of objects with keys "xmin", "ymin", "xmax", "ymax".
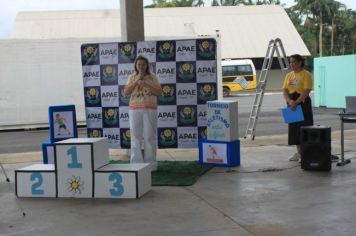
[
  {"xmin": 0, "ymin": 38, "xmax": 114, "ymax": 130},
  {"xmin": 0, "ymin": 38, "xmax": 283, "ymax": 130}
]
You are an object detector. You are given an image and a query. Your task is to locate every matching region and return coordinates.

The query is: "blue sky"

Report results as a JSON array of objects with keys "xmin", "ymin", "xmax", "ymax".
[{"xmin": 0, "ymin": 0, "xmax": 355, "ymax": 38}]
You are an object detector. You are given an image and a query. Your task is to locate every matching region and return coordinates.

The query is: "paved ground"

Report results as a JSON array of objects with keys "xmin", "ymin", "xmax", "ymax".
[{"xmin": 1, "ymin": 130, "xmax": 356, "ymax": 236}]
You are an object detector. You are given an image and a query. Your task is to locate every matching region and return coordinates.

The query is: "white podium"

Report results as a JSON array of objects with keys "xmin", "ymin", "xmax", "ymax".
[{"xmin": 15, "ymin": 138, "xmax": 152, "ymax": 199}]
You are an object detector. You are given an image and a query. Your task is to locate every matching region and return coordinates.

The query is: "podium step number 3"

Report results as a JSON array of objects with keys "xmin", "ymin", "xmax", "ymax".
[{"xmin": 15, "ymin": 138, "xmax": 151, "ymax": 199}]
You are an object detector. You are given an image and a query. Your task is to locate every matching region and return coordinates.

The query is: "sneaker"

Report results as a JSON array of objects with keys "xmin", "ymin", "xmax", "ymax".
[{"xmin": 289, "ymin": 153, "xmax": 300, "ymax": 162}]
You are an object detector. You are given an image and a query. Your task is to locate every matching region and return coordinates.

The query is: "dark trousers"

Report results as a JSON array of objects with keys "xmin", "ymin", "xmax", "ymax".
[{"xmin": 288, "ymin": 93, "xmax": 314, "ymax": 145}]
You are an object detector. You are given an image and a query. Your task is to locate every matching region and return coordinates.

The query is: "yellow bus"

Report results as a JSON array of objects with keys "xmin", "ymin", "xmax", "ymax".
[{"xmin": 222, "ymin": 59, "xmax": 257, "ymax": 96}]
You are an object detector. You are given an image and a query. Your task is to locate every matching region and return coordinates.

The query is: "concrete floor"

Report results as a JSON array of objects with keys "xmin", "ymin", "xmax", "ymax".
[{"xmin": 1, "ymin": 131, "xmax": 356, "ymax": 236}]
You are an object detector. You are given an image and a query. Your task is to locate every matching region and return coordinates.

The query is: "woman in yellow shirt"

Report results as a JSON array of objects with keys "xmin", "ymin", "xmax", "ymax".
[
  {"xmin": 282, "ymin": 54, "xmax": 314, "ymax": 162},
  {"xmin": 124, "ymin": 56, "xmax": 162, "ymax": 171}
]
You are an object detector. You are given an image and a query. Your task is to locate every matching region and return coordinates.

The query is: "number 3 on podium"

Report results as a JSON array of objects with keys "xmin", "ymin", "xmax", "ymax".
[{"xmin": 109, "ymin": 173, "xmax": 124, "ymax": 196}]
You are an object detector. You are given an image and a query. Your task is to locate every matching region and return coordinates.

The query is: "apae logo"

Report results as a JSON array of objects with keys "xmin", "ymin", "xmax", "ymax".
[
  {"xmin": 177, "ymin": 62, "xmax": 195, "ymax": 82},
  {"xmin": 102, "ymin": 65, "xmax": 118, "ymax": 84},
  {"xmin": 158, "ymin": 85, "xmax": 175, "ymax": 104},
  {"xmin": 105, "ymin": 133, "xmax": 120, "ymax": 143},
  {"xmin": 178, "ymin": 132, "xmax": 197, "ymax": 140},
  {"xmin": 85, "ymin": 87, "xmax": 101, "ymax": 105},
  {"xmin": 158, "ymin": 111, "xmax": 176, "ymax": 119},
  {"xmin": 138, "ymin": 47, "xmax": 155, "ymax": 54},
  {"xmin": 178, "ymin": 106, "xmax": 196, "ymax": 125},
  {"xmin": 102, "ymin": 91, "xmax": 118, "ymax": 99},
  {"xmin": 177, "ymin": 88, "xmax": 196, "ymax": 96},
  {"xmin": 197, "ymin": 40, "xmax": 216, "ymax": 60},
  {"xmin": 157, "ymin": 41, "xmax": 175, "ymax": 60},
  {"xmin": 87, "ymin": 112, "xmax": 102, "ymax": 120},
  {"xmin": 103, "ymin": 108, "xmax": 118, "ymax": 126},
  {"xmin": 197, "ymin": 66, "xmax": 216, "ymax": 74},
  {"xmin": 82, "ymin": 45, "xmax": 99, "ymax": 65},
  {"xmin": 156, "ymin": 67, "xmax": 175, "ymax": 75},
  {"xmin": 198, "ymin": 84, "xmax": 216, "ymax": 102},
  {"xmin": 177, "ymin": 45, "xmax": 195, "ymax": 52},
  {"xmin": 119, "ymin": 43, "xmax": 136, "ymax": 61},
  {"xmin": 100, "ymin": 48, "xmax": 118, "ymax": 56},
  {"xmin": 159, "ymin": 129, "xmax": 177, "ymax": 147},
  {"xmin": 83, "ymin": 71, "xmax": 99, "ymax": 78},
  {"xmin": 118, "ymin": 68, "xmax": 134, "ymax": 77}
]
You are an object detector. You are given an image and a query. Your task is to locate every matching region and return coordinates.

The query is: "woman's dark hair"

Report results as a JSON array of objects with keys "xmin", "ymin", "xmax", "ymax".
[
  {"xmin": 289, "ymin": 54, "xmax": 305, "ymax": 68},
  {"xmin": 133, "ymin": 55, "xmax": 151, "ymax": 74}
]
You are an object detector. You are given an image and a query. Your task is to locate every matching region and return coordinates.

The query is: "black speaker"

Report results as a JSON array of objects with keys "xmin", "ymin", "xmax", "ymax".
[{"xmin": 300, "ymin": 125, "xmax": 331, "ymax": 171}]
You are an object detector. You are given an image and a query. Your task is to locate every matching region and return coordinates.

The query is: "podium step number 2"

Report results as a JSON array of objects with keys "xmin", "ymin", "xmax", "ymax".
[
  {"xmin": 15, "ymin": 138, "xmax": 151, "ymax": 199},
  {"xmin": 15, "ymin": 164, "xmax": 56, "ymax": 198}
]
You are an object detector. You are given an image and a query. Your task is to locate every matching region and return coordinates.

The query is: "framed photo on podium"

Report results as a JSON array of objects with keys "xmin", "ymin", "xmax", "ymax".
[{"xmin": 48, "ymin": 105, "xmax": 78, "ymax": 142}]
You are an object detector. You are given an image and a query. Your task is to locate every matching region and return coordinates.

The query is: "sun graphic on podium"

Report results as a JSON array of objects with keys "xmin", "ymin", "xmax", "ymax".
[{"xmin": 66, "ymin": 175, "xmax": 84, "ymax": 195}]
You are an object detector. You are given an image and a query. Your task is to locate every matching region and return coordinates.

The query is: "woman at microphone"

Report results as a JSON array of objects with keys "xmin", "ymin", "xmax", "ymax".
[{"xmin": 124, "ymin": 56, "xmax": 162, "ymax": 171}]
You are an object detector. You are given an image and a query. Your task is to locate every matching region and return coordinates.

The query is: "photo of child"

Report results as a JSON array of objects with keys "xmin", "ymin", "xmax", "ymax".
[{"xmin": 53, "ymin": 111, "xmax": 74, "ymax": 139}]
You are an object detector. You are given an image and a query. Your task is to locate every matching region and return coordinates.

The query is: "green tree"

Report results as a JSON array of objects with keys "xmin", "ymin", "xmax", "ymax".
[
  {"xmin": 145, "ymin": 0, "xmax": 177, "ymax": 7},
  {"xmin": 210, "ymin": 0, "xmax": 246, "ymax": 6},
  {"xmin": 293, "ymin": 0, "xmax": 334, "ymax": 57},
  {"xmin": 335, "ymin": 8, "xmax": 356, "ymax": 54},
  {"xmin": 211, "ymin": 0, "xmax": 279, "ymax": 6},
  {"xmin": 146, "ymin": 0, "xmax": 205, "ymax": 8},
  {"xmin": 256, "ymin": 0, "xmax": 280, "ymax": 5},
  {"xmin": 174, "ymin": 0, "xmax": 194, "ymax": 7},
  {"xmin": 328, "ymin": 1, "xmax": 346, "ymax": 55}
]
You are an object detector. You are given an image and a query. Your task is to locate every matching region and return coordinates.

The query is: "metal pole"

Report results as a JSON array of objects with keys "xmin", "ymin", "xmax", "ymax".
[{"xmin": 0, "ymin": 161, "xmax": 10, "ymax": 182}]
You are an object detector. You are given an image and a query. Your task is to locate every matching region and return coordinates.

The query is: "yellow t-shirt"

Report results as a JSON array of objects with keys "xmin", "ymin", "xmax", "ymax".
[
  {"xmin": 126, "ymin": 73, "xmax": 160, "ymax": 110},
  {"xmin": 282, "ymin": 69, "xmax": 313, "ymax": 94}
]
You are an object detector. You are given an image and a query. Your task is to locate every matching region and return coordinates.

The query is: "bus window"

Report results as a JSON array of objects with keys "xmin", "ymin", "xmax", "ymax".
[
  {"xmin": 236, "ymin": 65, "xmax": 252, "ymax": 75},
  {"xmin": 222, "ymin": 66, "xmax": 236, "ymax": 76}
]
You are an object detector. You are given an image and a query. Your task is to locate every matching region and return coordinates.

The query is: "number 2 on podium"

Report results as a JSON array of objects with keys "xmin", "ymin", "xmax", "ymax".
[
  {"xmin": 31, "ymin": 173, "xmax": 44, "ymax": 195},
  {"xmin": 67, "ymin": 146, "xmax": 82, "ymax": 168}
]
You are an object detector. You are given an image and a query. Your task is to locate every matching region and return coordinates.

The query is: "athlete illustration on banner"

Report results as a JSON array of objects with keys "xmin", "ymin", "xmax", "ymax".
[
  {"xmin": 208, "ymin": 145, "xmax": 218, "ymax": 159},
  {"xmin": 206, "ymin": 144, "xmax": 224, "ymax": 163},
  {"xmin": 54, "ymin": 112, "xmax": 72, "ymax": 137}
]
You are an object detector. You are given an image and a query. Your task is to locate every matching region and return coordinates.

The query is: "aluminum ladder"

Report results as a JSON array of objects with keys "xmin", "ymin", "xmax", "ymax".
[{"xmin": 244, "ymin": 38, "xmax": 289, "ymax": 140}]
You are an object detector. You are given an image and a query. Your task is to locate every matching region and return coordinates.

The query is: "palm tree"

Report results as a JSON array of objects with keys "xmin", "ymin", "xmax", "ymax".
[
  {"xmin": 294, "ymin": 0, "xmax": 333, "ymax": 57},
  {"xmin": 329, "ymin": 1, "xmax": 346, "ymax": 55}
]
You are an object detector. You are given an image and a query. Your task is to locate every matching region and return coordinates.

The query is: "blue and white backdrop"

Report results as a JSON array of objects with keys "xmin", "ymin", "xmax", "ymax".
[{"xmin": 81, "ymin": 38, "xmax": 218, "ymax": 148}]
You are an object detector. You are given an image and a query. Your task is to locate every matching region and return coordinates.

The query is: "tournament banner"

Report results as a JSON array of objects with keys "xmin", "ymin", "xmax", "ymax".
[{"xmin": 81, "ymin": 38, "xmax": 217, "ymax": 148}]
